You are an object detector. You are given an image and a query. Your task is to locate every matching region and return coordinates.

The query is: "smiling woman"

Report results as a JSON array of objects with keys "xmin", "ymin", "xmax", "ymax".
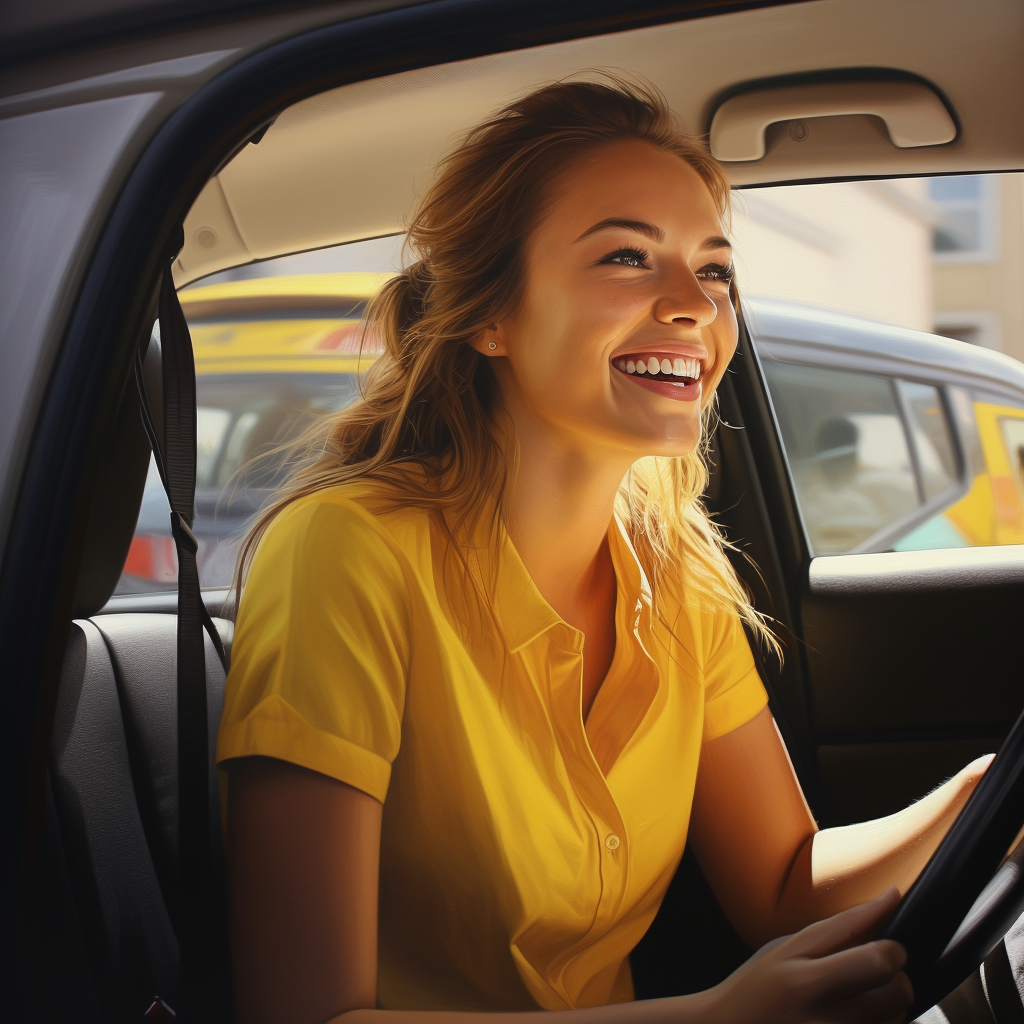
[{"xmin": 218, "ymin": 79, "xmax": 987, "ymax": 1024}]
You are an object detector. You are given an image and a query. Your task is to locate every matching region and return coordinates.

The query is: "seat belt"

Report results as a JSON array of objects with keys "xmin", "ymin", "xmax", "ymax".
[{"xmin": 134, "ymin": 228, "xmax": 228, "ymax": 1021}]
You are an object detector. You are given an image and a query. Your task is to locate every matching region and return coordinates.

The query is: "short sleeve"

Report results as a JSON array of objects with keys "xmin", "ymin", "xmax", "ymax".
[
  {"xmin": 217, "ymin": 494, "xmax": 411, "ymax": 802},
  {"xmin": 700, "ymin": 605, "xmax": 768, "ymax": 742}
]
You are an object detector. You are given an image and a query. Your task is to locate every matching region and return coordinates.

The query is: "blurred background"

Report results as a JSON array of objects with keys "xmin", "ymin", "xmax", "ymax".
[{"xmin": 116, "ymin": 171, "xmax": 1024, "ymax": 594}]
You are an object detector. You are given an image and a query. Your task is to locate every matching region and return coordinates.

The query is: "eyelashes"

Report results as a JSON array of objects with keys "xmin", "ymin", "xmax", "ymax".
[
  {"xmin": 600, "ymin": 246, "xmax": 650, "ymax": 268},
  {"xmin": 698, "ymin": 263, "xmax": 735, "ymax": 283},
  {"xmin": 597, "ymin": 246, "xmax": 734, "ymax": 282}
]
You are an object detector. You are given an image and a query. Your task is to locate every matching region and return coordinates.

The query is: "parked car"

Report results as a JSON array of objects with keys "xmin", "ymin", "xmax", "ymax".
[
  {"xmin": 747, "ymin": 299, "xmax": 1024, "ymax": 557},
  {"xmin": 4, "ymin": 1, "xmax": 1024, "ymax": 1020},
  {"xmin": 119, "ymin": 273, "xmax": 386, "ymax": 591}
]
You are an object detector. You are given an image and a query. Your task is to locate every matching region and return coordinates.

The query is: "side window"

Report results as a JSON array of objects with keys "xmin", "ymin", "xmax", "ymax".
[
  {"xmin": 899, "ymin": 382, "xmax": 958, "ymax": 500},
  {"xmin": 115, "ymin": 236, "xmax": 402, "ymax": 596},
  {"xmin": 761, "ymin": 361, "xmax": 923, "ymax": 554},
  {"xmin": 733, "ymin": 169, "xmax": 1024, "ymax": 553},
  {"xmin": 762, "ymin": 356, "xmax": 1024, "ymax": 555}
]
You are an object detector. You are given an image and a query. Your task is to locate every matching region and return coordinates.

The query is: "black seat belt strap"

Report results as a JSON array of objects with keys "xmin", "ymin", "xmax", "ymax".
[
  {"xmin": 134, "ymin": 228, "xmax": 225, "ymax": 1021},
  {"xmin": 134, "ymin": 359, "xmax": 227, "ymax": 672}
]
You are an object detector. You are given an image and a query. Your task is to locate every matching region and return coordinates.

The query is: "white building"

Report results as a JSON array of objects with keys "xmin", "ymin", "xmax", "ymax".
[{"xmin": 730, "ymin": 179, "xmax": 936, "ymax": 332}]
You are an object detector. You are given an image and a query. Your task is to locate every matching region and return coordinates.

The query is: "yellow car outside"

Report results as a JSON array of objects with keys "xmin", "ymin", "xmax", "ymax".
[
  {"xmin": 182, "ymin": 271, "xmax": 389, "ymax": 376},
  {"xmin": 122, "ymin": 272, "xmax": 390, "ymax": 590},
  {"xmin": 944, "ymin": 400, "xmax": 1024, "ymax": 547}
]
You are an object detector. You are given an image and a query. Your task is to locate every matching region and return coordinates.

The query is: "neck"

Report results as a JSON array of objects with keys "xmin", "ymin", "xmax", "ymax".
[{"xmin": 495, "ymin": 406, "xmax": 633, "ymax": 623}]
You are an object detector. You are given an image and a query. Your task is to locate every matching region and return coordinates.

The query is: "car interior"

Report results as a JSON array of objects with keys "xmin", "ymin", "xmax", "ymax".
[{"xmin": 6, "ymin": 0, "xmax": 1024, "ymax": 1020}]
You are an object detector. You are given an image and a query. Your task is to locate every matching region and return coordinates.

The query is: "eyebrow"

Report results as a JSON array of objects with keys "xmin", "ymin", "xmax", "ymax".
[
  {"xmin": 701, "ymin": 235, "xmax": 733, "ymax": 252},
  {"xmin": 574, "ymin": 219, "xmax": 732, "ymax": 253},
  {"xmin": 575, "ymin": 218, "xmax": 664, "ymax": 243}
]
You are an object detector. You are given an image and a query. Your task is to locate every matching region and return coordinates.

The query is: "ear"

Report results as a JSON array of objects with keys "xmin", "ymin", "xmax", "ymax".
[{"xmin": 468, "ymin": 322, "xmax": 507, "ymax": 357}]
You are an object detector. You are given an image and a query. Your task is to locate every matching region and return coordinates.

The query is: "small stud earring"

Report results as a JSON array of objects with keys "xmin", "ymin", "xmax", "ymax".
[{"xmin": 488, "ymin": 341, "xmax": 497, "ymax": 350}]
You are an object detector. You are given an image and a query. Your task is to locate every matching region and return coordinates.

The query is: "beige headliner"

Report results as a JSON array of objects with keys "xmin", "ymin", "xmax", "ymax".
[{"xmin": 175, "ymin": 0, "xmax": 1024, "ymax": 286}]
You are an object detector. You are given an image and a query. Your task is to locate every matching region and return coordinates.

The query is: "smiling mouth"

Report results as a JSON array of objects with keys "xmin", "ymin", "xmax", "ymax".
[{"xmin": 613, "ymin": 355, "xmax": 704, "ymax": 384}]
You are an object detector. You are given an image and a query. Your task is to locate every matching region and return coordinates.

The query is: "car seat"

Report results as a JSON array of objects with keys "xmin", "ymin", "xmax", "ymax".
[
  {"xmin": 37, "ymin": 252, "xmax": 235, "ymax": 1023},
  {"xmin": 47, "ymin": 612, "xmax": 233, "ymax": 1022}
]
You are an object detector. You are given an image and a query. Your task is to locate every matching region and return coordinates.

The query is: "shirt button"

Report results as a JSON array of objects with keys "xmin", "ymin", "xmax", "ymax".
[{"xmin": 604, "ymin": 833, "xmax": 621, "ymax": 851}]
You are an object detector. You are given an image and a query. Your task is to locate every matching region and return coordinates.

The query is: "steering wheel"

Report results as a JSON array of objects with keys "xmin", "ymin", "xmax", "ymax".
[{"xmin": 881, "ymin": 703, "xmax": 1024, "ymax": 1015}]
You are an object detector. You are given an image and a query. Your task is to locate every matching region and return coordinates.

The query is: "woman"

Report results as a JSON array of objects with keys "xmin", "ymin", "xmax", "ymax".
[{"xmin": 218, "ymin": 79, "xmax": 990, "ymax": 1024}]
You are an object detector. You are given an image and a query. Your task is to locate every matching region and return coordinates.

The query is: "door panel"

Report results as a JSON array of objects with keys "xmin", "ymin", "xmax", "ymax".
[
  {"xmin": 803, "ymin": 547, "xmax": 1024, "ymax": 824},
  {"xmin": 818, "ymin": 739, "xmax": 1002, "ymax": 824}
]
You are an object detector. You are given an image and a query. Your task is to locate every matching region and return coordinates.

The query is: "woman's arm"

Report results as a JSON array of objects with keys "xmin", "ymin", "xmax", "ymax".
[
  {"xmin": 227, "ymin": 757, "xmax": 382, "ymax": 1024},
  {"xmin": 228, "ymin": 755, "xmax": 911, "ymax": 1024},
  {"xmin": 689, "ymin": 706, "xmax": 990, "ymax": 948}
]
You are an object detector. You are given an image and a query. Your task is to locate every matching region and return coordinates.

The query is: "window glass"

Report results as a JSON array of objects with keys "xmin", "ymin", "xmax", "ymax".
[
  {"xmin": 899, "ymin": 382, "xmax": 957, "ymax": 499},
  {"xmin": 737, "ymin": 171, "xmax": 1024, "ymax": 554},
  {"xmin": 928, "ymin": 176, "xmax": 983, "ymax": 202},
  {"xmin": 1002, "ymin": 418, "xmax": 1024, "ymax": 491},
  {"xmin": 761, "ymin": 361, "xmax": 919, "ymax": 554},
  {"xmin": 115, "ymin": 235, "xmax": 402, "ymax": 595},
  {"xmin": 196, "ymin": 408, "xmax": 232, "ymax": 488},
  {"xmin": 928, "ymin": 174, "xmax": 995, "ymax": 258}
]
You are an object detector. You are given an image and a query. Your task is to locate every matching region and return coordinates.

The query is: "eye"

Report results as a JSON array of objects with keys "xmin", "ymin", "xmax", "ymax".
[
  {"xmin": 696, "ymin": 262, "xmax": 735, "ymax": 283},
  {"xmin": 600, "ymin": 247, "xmax": 651, "ymax": 269}
]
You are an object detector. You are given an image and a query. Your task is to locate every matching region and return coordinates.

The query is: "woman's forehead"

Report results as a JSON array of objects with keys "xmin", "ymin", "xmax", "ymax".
[{"xmin": 541, "ymin": 141, "xmax": 725, "ymax": 239}]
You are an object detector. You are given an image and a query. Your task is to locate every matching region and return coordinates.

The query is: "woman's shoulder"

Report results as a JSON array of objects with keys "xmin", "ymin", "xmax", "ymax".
[
  {"xmin": 269, "ymin": 475, "xmax": 432, "ymax": 553},
  {"xmin": 242, "ymin": 479, "xmax": 430, "ymax": 623},
  {"xmin": 650, "ymin": 577, "xmax": 746, "ymax": 669}
]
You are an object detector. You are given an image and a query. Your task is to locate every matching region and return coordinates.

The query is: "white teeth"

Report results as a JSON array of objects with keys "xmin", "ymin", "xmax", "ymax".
[{"xmin": 617, "ymin": 354, "xmax": 704, "ymax": 379}]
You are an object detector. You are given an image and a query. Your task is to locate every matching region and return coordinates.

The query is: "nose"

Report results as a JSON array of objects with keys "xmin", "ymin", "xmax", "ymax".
[{"xmin": 652, "ymin": 268, "xmax": 719, "ymax": 330}]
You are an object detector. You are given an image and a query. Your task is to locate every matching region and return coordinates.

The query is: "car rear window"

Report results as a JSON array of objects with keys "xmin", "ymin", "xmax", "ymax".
[{"xmin": 114, "ymin": 236, "xmax": 401, "ymax": 596}]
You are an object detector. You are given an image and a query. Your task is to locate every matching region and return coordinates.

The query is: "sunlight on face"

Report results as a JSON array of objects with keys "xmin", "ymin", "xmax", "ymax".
[{"xmin": 488, "ymin": 140, "xmax": 738, "ymax": 462}]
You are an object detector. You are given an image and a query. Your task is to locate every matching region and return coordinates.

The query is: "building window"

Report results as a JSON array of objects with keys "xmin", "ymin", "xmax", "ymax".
[{"xmin": 929, "ymin": 174, "xmax": 998, "ymax": 261}]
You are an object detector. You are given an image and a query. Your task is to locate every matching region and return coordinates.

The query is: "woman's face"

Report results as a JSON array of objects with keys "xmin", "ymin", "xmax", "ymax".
[{"xmin": 481, "ymin": 140, "xmax": 737, "ymax": 463}]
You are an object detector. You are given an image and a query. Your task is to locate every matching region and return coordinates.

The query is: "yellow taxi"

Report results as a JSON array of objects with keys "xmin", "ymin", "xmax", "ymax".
[{"xmin": 121, "ymin": 272, "xmax": 390, "ymax": 590}]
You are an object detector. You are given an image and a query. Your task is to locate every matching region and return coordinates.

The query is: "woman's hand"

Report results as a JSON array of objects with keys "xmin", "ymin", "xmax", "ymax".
[{"xmin": 708, "ymin": 888, "xmax": 912, "ymax": 1024}]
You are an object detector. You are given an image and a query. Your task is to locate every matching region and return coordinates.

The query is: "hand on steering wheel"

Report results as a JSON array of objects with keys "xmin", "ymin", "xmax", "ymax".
[{"xmin": 711, "ymin": 888, "xmax": 912, "ymax": 1024}]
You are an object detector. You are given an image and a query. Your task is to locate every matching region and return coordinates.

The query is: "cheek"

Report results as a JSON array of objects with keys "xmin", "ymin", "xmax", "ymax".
[{"xmin": 511, "ymin": 279, "xmax": 633, "ymax": 383}]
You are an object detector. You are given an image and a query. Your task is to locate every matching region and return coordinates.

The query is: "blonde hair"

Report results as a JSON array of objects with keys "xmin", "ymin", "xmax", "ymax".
[{"xmin": 233, "ymin": 76, "xmax": 775, "ymax": 651}]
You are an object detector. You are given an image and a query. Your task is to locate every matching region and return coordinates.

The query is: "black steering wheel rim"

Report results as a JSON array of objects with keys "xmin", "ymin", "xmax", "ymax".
[{"xmin": 881, "ymin": 701, "xmax": 1024, "ymax": 1014}]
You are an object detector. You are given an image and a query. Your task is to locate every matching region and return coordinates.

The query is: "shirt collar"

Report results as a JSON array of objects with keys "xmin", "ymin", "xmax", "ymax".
[{"xmin": 467, "ymin": 513, "xmax": 651, "ymax": 655}]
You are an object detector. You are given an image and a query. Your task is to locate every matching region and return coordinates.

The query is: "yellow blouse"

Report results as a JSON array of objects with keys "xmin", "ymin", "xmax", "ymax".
[{"xmin": 217, "ymin": 479, "xmax": 767, "ymax": 1012}]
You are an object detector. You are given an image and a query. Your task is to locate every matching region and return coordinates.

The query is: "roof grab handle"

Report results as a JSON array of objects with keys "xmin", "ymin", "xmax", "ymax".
[{"xmin": 709, "ymin": 79, "xmax": 956, "ymax": 162}]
